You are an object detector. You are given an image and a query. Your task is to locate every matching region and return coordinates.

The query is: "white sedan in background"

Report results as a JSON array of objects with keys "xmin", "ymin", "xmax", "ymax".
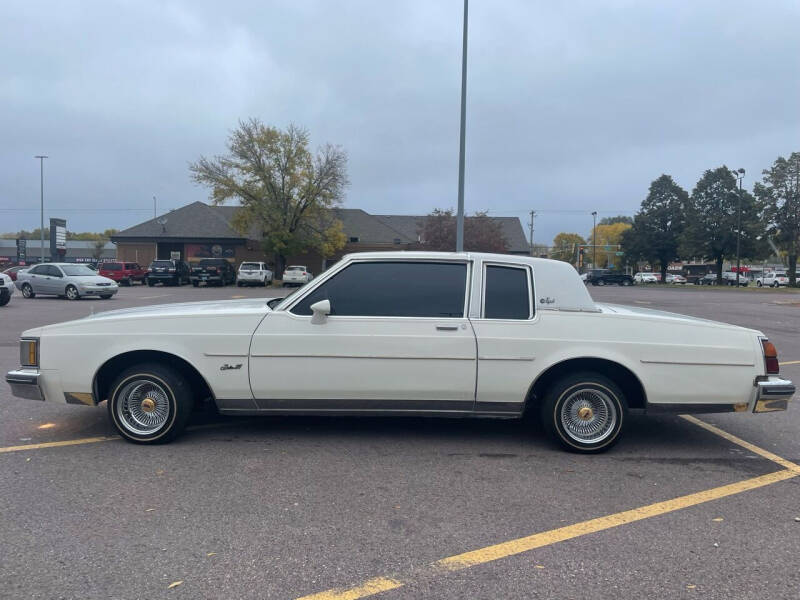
[
  {"xmin": 666, "ymin": 274, "xmax": 687, "ymax": 284},
  {"xmin": 282, "ymin": 265, "xmax": 313, "ymax": 286},
  {"xmin": 5, "ymin": 251, "xmax": 794, "ymax": 453},
  {"xmin": 756, "ymin": 272, "xmax": 790, "ymax": 287},
  {"xmin": 237, "ymin": 262, "xmax": 273, "ymax": 287},
  {"xmin": 633, "ymin": 272, "xmax": 658, "ymax": 284}
]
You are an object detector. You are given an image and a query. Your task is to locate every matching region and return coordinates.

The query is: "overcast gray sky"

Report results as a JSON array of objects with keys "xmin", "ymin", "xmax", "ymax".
[{"xmin": 1, "ymin": 0, "xmax": 798, "ymax": 244}]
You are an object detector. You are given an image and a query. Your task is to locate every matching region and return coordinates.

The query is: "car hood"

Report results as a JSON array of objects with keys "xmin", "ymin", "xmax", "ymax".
[
  {"xmin": 23, "ymin": 298, "xmax": 272, "ymax": 337},
  {"xmin": 85, "ymin": 298, "xmax": 271, "ymax": 320},
  {"xmin": 596, "ymin": 302, "xmax": 762, "ymax": 334}
]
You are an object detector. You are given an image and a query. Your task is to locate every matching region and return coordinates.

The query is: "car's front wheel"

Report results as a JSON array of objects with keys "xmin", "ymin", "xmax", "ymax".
[
  {"xmin": 540, "ymin": 372, "xmax": 627, "ymax": 453},
  {"xmin": 108, "ymin": 363, "xmax": 193, "ymax": 444},
  {"xmin": 65, "ymin": 285, "xmax": 80, "ymax": 300},
  {"xmin": 21, "ymin": 283, "xmax": 35, "ymax": 298}
]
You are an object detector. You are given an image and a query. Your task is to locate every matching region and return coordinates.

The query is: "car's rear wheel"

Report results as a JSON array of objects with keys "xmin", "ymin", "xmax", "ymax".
[
  {"xmin": 540, "ymin": 372, "xmax": 627, "ymax": 453},
  {"xmin": 21, "ymin": 283, "xmax": 35, "ymax": 298},
  {"xmin": 65, "ymin": 285, "xmax": 80, "ymax": 301},
  {"xmin": 108, "ymin": 363, "xmax": 192, "ymax": 444}
]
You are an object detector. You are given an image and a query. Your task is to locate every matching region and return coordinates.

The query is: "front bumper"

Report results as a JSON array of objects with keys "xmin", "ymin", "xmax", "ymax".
[
  {"xmin": 79, "ymin": 286, "xmax": 118, "ymax": 296},
  {"xmin": 6, "ymin": 369, "xmax": 44, "ymax": 401},
  {"xmin": 754, "ymin": 377, "xmax": 795, "ymax": 413}
]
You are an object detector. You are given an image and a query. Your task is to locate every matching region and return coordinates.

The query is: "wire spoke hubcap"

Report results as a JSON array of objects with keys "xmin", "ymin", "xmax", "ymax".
[
  {"xmin": 560, "ymin": 388, "xmax": 617, "ymax": 444},
  {"xmin": 116, "ymin": 379, "xmax": 171, "ymax": 435}
]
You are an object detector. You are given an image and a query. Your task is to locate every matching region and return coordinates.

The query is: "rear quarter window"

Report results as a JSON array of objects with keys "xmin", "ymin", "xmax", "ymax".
[{"xmin": 483, "ymin": 265, "xmax": 531, "ymax": 319}]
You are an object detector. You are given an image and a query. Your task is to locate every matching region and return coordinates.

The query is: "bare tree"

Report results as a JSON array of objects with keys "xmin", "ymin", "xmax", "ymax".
[{"xmin": 190, "ymin": 119, "xmax": 348, "ymax": 275}]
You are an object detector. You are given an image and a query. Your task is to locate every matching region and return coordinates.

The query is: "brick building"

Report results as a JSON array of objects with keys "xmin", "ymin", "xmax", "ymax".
[{"xmin": 111, "ymin": 201, "xmax": 528, "ymax": 274}]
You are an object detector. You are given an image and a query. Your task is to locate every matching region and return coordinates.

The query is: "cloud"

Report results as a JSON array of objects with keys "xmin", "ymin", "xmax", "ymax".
[{"xmin": 1, "ymin": 0, "xmax": 798, "ymax": 243}]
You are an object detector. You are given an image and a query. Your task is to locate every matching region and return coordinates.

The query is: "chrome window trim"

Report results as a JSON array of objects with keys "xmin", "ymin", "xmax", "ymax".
[{"xmin": 284, "ymin": 257, "xmax": 473, "ymax": 320}]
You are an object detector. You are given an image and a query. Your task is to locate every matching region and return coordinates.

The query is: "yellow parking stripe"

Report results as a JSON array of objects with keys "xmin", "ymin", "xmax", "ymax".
[
  {"xmin": 779, "ymin": 360, "xmax": 800, "ymax": 366},
  {"xmin": 0, "ymin": 436, "xmax": 116, "ymax": 454},
  {"xmin": 680, "ymin": 415, "xmax": 800, "ymax": 473},
  {"xmin": 297, "ymin": 577, "xmax": 404, "ymax": 600},
  {"xmin": 296, "ymin": 418, "xmax": 799, "ymax": 599}
]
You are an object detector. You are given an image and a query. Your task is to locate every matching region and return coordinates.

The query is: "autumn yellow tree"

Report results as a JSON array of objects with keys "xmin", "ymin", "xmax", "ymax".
[{"xmin": 588, "ymin": 222, "xmax": 631, "ymax": 268}]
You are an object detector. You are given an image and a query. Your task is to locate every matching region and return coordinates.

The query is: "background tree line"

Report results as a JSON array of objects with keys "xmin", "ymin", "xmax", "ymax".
[{"xmin": 551, "ymin": 152, "xmax": 800, "ymax": 285}]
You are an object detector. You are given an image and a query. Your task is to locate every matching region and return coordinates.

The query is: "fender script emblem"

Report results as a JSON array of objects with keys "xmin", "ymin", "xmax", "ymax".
[
  {"xmin": 539, "ymin": 297, "xmax": 555, "ymax": 304},
  {"xmin": 220, "ymin": 363, "xmax": 243, "ymax": 371}
]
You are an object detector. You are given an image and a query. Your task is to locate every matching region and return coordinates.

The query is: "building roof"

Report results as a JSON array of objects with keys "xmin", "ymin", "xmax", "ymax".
[
  {"xmin": 111, "ymin": 201, "xmax": 528, "ymax": 252},
  {"xmin": 112, "ymin": 201, "xmax": 245, "ymax": 241},
  {"xmin": 374, "ymin": 214, "xmax": 529, "ymax": 253}
]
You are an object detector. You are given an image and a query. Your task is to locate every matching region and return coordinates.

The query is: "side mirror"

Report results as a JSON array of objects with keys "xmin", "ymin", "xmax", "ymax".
[{"xmin": 310, "ymin": 299, "xmax": 331, "ymax": 324}]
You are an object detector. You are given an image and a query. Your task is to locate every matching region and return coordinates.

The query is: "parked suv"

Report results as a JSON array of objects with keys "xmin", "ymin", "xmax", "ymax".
[
  {"xmin": 282, "ymin": 265, "xmax": 314, "ymax": 287},
  {"xmin": 0, "ymin": 272, "xmax": 14, "ymax": 306},
  {"xmin": 591, "ymin": 271, "xmax": 633, "ymax": 286},
  {"xmin": 237, "ymin": 262, "xmax": 273, "ymax": 287},
  {"xmin": 756, "ymin": 272, "xmax": 789, "ymax": 288},
  {"xmin": 98, "ymin": 261, "xmax": 147, "ymax": 286},
  {"xmin": 146, "ymin": 260, "xmax": 190, "ymax": 286},
  {"xmin": 191, "ymin": 258, "xmax": 236, "ymax": 287}
]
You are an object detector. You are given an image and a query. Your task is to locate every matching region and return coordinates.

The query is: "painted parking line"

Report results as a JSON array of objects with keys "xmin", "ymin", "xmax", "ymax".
[
  {"xmin": 296, "ymin": 417, "xmax": 800, "ymax": 600},
  {"xmin": 779, "ymin": 360, "xmax": 800, "ymax": 366},
  {"xmin": 0, "ymin": 436, "xmax": 117, "ymax": 454},
  {"xmin": 0, "ymin": 421, "xmax": 240, "ymax": 454}
]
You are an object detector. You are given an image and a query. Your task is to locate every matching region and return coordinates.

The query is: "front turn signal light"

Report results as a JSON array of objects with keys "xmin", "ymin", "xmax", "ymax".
[
  {"xmin": 20, "ymin": 338, "xmax": 39, "ymax": 367},
  {"xmin": 761, "ymin": 338, "xmax": 779, "ymax": 375}
]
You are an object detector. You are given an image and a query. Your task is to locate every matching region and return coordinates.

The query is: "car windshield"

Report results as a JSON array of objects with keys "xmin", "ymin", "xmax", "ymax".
[
  {"xmin": 61, "ymin": 265, "xmax": 97, "ymax": 276},
  {"xmin": 241, "ymin": 263, "xmax": 261, "ymax": 270}
]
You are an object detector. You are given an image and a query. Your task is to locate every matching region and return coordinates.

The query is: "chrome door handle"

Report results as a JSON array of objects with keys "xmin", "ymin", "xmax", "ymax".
[{"xmin": 436, "ymin": 325, "xmax": 459, "ymax": 331}]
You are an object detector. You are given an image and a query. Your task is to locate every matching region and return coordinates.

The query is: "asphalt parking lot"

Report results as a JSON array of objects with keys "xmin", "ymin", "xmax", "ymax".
[{"xmin": 1, "ymin": 283, "xmax": 799, "ymax": 599}]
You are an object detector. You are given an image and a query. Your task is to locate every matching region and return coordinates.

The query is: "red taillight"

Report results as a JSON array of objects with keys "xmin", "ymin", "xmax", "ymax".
[{"xmin": 761, "ymin": 339, "xmax": 780, "ymax": 375}]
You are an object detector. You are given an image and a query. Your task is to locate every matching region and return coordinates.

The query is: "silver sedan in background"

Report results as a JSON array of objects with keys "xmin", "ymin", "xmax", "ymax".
[{"xmin": 15, "ymin": 263, "xmax": 118, "ymax": 300}]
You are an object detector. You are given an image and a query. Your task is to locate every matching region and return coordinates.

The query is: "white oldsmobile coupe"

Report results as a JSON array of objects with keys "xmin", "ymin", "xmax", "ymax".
[{"xmin": 6, "ymin": 252, "xmax": 795, "ymax": 453}]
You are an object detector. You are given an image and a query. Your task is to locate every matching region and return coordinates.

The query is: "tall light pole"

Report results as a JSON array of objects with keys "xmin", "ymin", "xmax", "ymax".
[
  {"xmin": 734, "ymin": 168, "xmax": 745, "ymax": 285},
  {"xmin": 153, "ymin": 195, "xmax": 157, "ymax": 219},
  {"xmin": 34, "ymin": 155, "xmax": 48, "ymax": 262},
  {"xmin": 591, "ymin": 211, "xmax": 598, "ymax": 268},
  {"xmin": 455, "ymin": 0, "xmax": 468, "ymax": 252}
]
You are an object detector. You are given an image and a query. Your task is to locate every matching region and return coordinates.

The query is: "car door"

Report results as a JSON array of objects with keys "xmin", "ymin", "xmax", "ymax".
[
  {"xmin": 470, "ymin": 261, "xmax": 536, "ymax": 414},
  {"xmin": 26, "ymin": 265, "xmax": 52, "ymax": 294},
  {"xmin": 45, "ymin": 265, "xmax": 67, "ymax": 294},
  {"xmin": 248, "ymin": 259, "xmax": 477, "ymax": 412}
]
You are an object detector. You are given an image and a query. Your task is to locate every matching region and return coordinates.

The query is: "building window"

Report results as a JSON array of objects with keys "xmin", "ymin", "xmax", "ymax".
[{"xmin": 349, "ymin": 237, "xmax": 360, "ymax": 243}]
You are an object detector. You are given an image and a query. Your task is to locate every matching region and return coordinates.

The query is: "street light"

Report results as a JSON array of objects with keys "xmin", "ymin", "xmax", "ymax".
[
  {"xmin": 591, "ymin": 211, "xmax": 598, "ymax": 268},
  {"xmin": 733, "ymin": 168, "xmax": 745, "ymax": 285},
  {"xmin": 34, "ymin": 155, "xmax": 48, "ymax": 262},
  {"xmin": 455, "ymin": 0, "xmax": 468, "ymax": 252}
]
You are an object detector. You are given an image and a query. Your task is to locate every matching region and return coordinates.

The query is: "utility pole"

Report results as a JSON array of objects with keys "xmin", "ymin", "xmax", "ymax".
[
  {"xmin": 153, "ymin": 195, "xmax": 157, "ymax": 219},
  {"xmin": 591, "ymin": 211, "xmax": 598, "ymax": 268},
  {"xmin": 734, "ymin": 168, "xmax": 745, "ymax": 285},
  {"xmin": 34, "ymin": 155, "xmax": 48, "ymax": 262},
  {"xmin": 455, "ymin": 0, "xmax": 468, "ymax": 252},
  {"xmin": 528, "ymin": 210, "xmax": 536, "ymax": 256}
]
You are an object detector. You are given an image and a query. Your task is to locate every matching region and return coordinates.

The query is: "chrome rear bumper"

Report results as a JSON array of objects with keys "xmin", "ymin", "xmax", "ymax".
[
  {"xmin": 754, "ymin": 377, "xmax": 795, "ymax": 413},
  {"xmin": 6, "ymin": 369, "xmax": 45, "ymax": 401}
]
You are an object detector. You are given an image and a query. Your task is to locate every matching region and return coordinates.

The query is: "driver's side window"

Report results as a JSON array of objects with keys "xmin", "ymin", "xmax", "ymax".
[
  {"xmin": 290, "ymin": 261, "xmax": 467, "ymax": 318},
  {"xmin": 46, "ymin": 265, "xmax": 63, "ymax": 278}
]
